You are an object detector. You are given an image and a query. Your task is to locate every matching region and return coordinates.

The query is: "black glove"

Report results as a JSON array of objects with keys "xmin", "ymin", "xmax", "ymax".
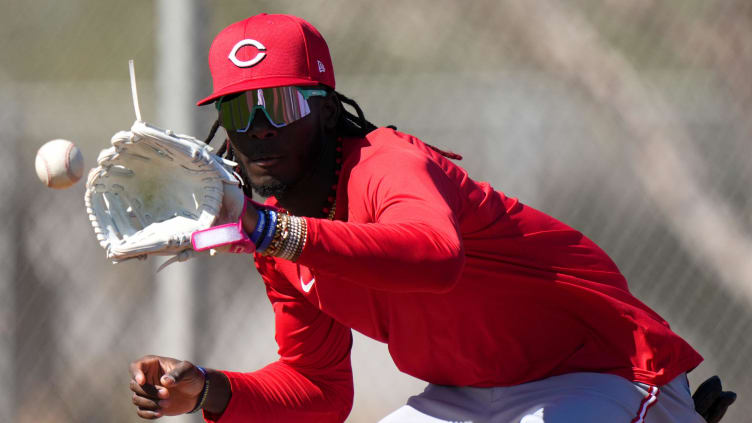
[{"xmin": 692, "ymin": 375, "xmax": 736, "ymax": 423}]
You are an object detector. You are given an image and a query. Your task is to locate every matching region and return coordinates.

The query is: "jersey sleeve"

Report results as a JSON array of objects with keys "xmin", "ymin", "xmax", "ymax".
[
  {"xmin": 204, "ymin": 267, "xmax": 354, "ymax": 423},
  {"xmin": 297, "ymin": 145, "xmax": 466, "ymax": 293}
]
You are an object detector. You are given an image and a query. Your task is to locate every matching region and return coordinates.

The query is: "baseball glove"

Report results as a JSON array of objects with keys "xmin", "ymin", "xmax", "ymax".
[{"xmin": 85, "ymin": 120, "xmax": 245, "ymax": 264}]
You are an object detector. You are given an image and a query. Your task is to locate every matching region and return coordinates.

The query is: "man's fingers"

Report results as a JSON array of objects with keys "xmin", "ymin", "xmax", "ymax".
[
  {"xmin": 129, "ymin": 380, "xmax": 167, "ymax": 399},
  {"xmin": 133, "ymin": 393, "xmax": 163, "ymax": 419},
  {"xmin": 129, "ymin": 360, "xmax": 147, "ymax": 385},
  {"xmin": 129, "ymin": 355, "xmax": 188, "ymax": 418},
  {"xmin": 131, "ymin": 355, "xmax": 187, "ymax": 388},
  {"xmin": 161, "ymin": 360, "xmax": 196, "ymax": 387},
  {"xmin": 130, "ymin": 355, "xmax": 165, "ymax": 386},
  {"xmin": 136, "ymin": 408, "xmax": 163, "ymax": 420},
  {"xmin": 132, "ymin": 393, "xmax": 160, "ymax": 411}
]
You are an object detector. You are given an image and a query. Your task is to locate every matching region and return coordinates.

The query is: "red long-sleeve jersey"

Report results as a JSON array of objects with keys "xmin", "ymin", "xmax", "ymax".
[{"xmin": 206, "ymin": 128, "xmax": 702, "ymax": 423}]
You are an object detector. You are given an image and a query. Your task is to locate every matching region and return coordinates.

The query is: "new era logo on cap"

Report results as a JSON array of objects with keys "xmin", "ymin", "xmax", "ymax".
[{"xmin": 198, "ymin": 13, "xmax": 336, "ymax": 106}]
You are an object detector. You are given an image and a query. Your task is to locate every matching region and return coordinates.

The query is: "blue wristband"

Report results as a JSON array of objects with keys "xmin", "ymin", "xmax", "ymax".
[
  {"xmin": 255, "ymin": 210, "xmax": 271, "ymax": 250},
  {"xmin": 257, "ymin": 210, "xmax": 277, "ymax": 253},
  {"xmin": 249, "ymin": 208, "xmax": 266, "ymax": 246}
]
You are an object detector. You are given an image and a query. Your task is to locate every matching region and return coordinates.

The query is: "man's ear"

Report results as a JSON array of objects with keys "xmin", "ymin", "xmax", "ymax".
[{"xmin": 320, "ymin": 92, "xmax": 340, "ymax": 131}]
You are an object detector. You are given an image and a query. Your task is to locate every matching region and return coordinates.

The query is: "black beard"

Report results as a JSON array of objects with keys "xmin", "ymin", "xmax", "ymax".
[
  {"xmin": 250, "ymin": 179, "xmax": 289, "ymax": 199},
  {"xmin": 237, "ymin": 127, "xmax": 328, "ymax": 201}
]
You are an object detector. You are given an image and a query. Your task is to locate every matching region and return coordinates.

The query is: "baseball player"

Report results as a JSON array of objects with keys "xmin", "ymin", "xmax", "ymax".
[{"xmin": 128, "ymin": 14, "xmax": 731, "ymax": 422}]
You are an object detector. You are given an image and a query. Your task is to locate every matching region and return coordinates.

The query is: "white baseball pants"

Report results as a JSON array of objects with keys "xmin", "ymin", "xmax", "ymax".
[{"xmin": 378, "ymin": 372, "xmax": 704, "ymax": 423}]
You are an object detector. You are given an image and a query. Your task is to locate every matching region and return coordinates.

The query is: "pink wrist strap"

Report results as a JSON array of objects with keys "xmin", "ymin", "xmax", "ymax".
[{"xmin": 191, "ymin": 198, "xmax": 256, "ymax": 254}]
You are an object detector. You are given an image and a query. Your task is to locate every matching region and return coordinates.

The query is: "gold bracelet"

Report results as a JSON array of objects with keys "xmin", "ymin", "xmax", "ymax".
[
  {"xmin": 290, "ymin": 216, "xmax": 308, "ymax": 262},
  {"xmin": 263, "ymin": 212, "xmax": 288, "ymax": 257},
  {"xmin": 279, "ymin": 216, "xmax": 300, "ymax": 260},
  {"xmin": 260, "ymin": 213, "xmax": 308, "ymax": 262}
]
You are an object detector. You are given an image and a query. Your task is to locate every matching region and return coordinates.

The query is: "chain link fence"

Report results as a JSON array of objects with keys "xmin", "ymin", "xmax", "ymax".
[{"xmin": 2, "ymin": 0, "xmax": 750, "ymax": 421}]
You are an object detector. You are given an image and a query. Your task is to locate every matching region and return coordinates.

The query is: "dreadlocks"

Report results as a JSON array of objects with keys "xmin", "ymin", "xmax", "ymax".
[
  {"xmin": 205, "ymin": 90, "xmax": 461, "ymax": 197},
  {"xmin": 330, "ymin": 91, "xmax": 463, "ymax": 160},
  {"xmin": 333, "ymin": 91, "xmax": 378, "ymax": 137}
]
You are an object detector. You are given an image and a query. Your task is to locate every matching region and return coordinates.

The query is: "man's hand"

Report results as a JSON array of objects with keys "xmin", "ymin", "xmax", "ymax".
[{"xmin": 129, "ymin": 355, "xmax": 204, "ymax": 419}]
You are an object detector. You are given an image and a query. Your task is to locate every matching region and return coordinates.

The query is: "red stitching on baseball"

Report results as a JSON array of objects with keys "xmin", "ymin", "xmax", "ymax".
[
  {"xmin": 42, "ymin": 156, "xmax": 51, "ymax": 187},
  {"xmin": 65, "ymin": 142, "xmax": 76, "ymax": 182}
]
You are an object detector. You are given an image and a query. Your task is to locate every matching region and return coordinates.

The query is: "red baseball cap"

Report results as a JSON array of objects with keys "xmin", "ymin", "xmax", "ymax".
[{"xmin": 197, "ymin": 14, "xmax": 335, "ymax": 106}]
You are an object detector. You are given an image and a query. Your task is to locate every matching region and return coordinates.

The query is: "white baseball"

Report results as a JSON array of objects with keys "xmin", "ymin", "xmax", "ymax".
[{"xmin": 35, "ymin": 139, "xmax": 84, "ymax": 189}]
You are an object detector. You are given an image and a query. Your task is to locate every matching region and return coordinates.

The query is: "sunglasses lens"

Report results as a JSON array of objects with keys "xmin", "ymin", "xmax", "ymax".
[
  {"xmin": 262, "ymin": 87, "xmax": 311, "ymax": 127},
  {"xmin": 218, "ymin": 87, "xmax": 315, "ymax": 131},
  {"xmin": 218, "ymin": 94, "xmax": 252, "ymax": 131}
]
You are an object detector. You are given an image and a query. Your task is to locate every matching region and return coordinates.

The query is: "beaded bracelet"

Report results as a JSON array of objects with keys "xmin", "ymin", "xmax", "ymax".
[
  {"xmin": 283, "ymin": 216, "xmax": 305, "ymax": 261},
  {"xmin": 292, "ymin": 216, "xmax": 308, "ymax": 260},
  {"xmin": 278, "ymin": 215, "xmax": 298, "ymax": 261},
  {"xmin": 188, "ymin": 366, "xmax": 210, "ymax": 414},
  {"xmin": 263, "ymin": 215, "xmax": 307, "ymax": 262}
]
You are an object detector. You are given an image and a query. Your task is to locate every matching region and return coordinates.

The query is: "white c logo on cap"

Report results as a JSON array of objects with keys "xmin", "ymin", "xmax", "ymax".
[{"xmin": 228, "ymin": 39, "xmax": 266, "ymax": 68}]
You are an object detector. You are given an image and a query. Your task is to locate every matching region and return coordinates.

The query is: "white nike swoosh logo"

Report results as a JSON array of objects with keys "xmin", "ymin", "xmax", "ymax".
[{"xmin": 300, "ymin": 276, "xmax": 315, "ymax": 293}]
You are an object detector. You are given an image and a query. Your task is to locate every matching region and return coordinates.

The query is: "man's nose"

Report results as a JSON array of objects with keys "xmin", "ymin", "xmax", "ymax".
[{"xmin": 244, "ymin": 110, "xmax": 278, "ymax": 139}]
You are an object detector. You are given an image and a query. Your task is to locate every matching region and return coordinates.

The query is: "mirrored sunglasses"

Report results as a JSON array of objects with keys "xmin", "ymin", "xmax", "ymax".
[{"xmin": 216, "ymin": 86, "xmax": 328, "ymax": 132}]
